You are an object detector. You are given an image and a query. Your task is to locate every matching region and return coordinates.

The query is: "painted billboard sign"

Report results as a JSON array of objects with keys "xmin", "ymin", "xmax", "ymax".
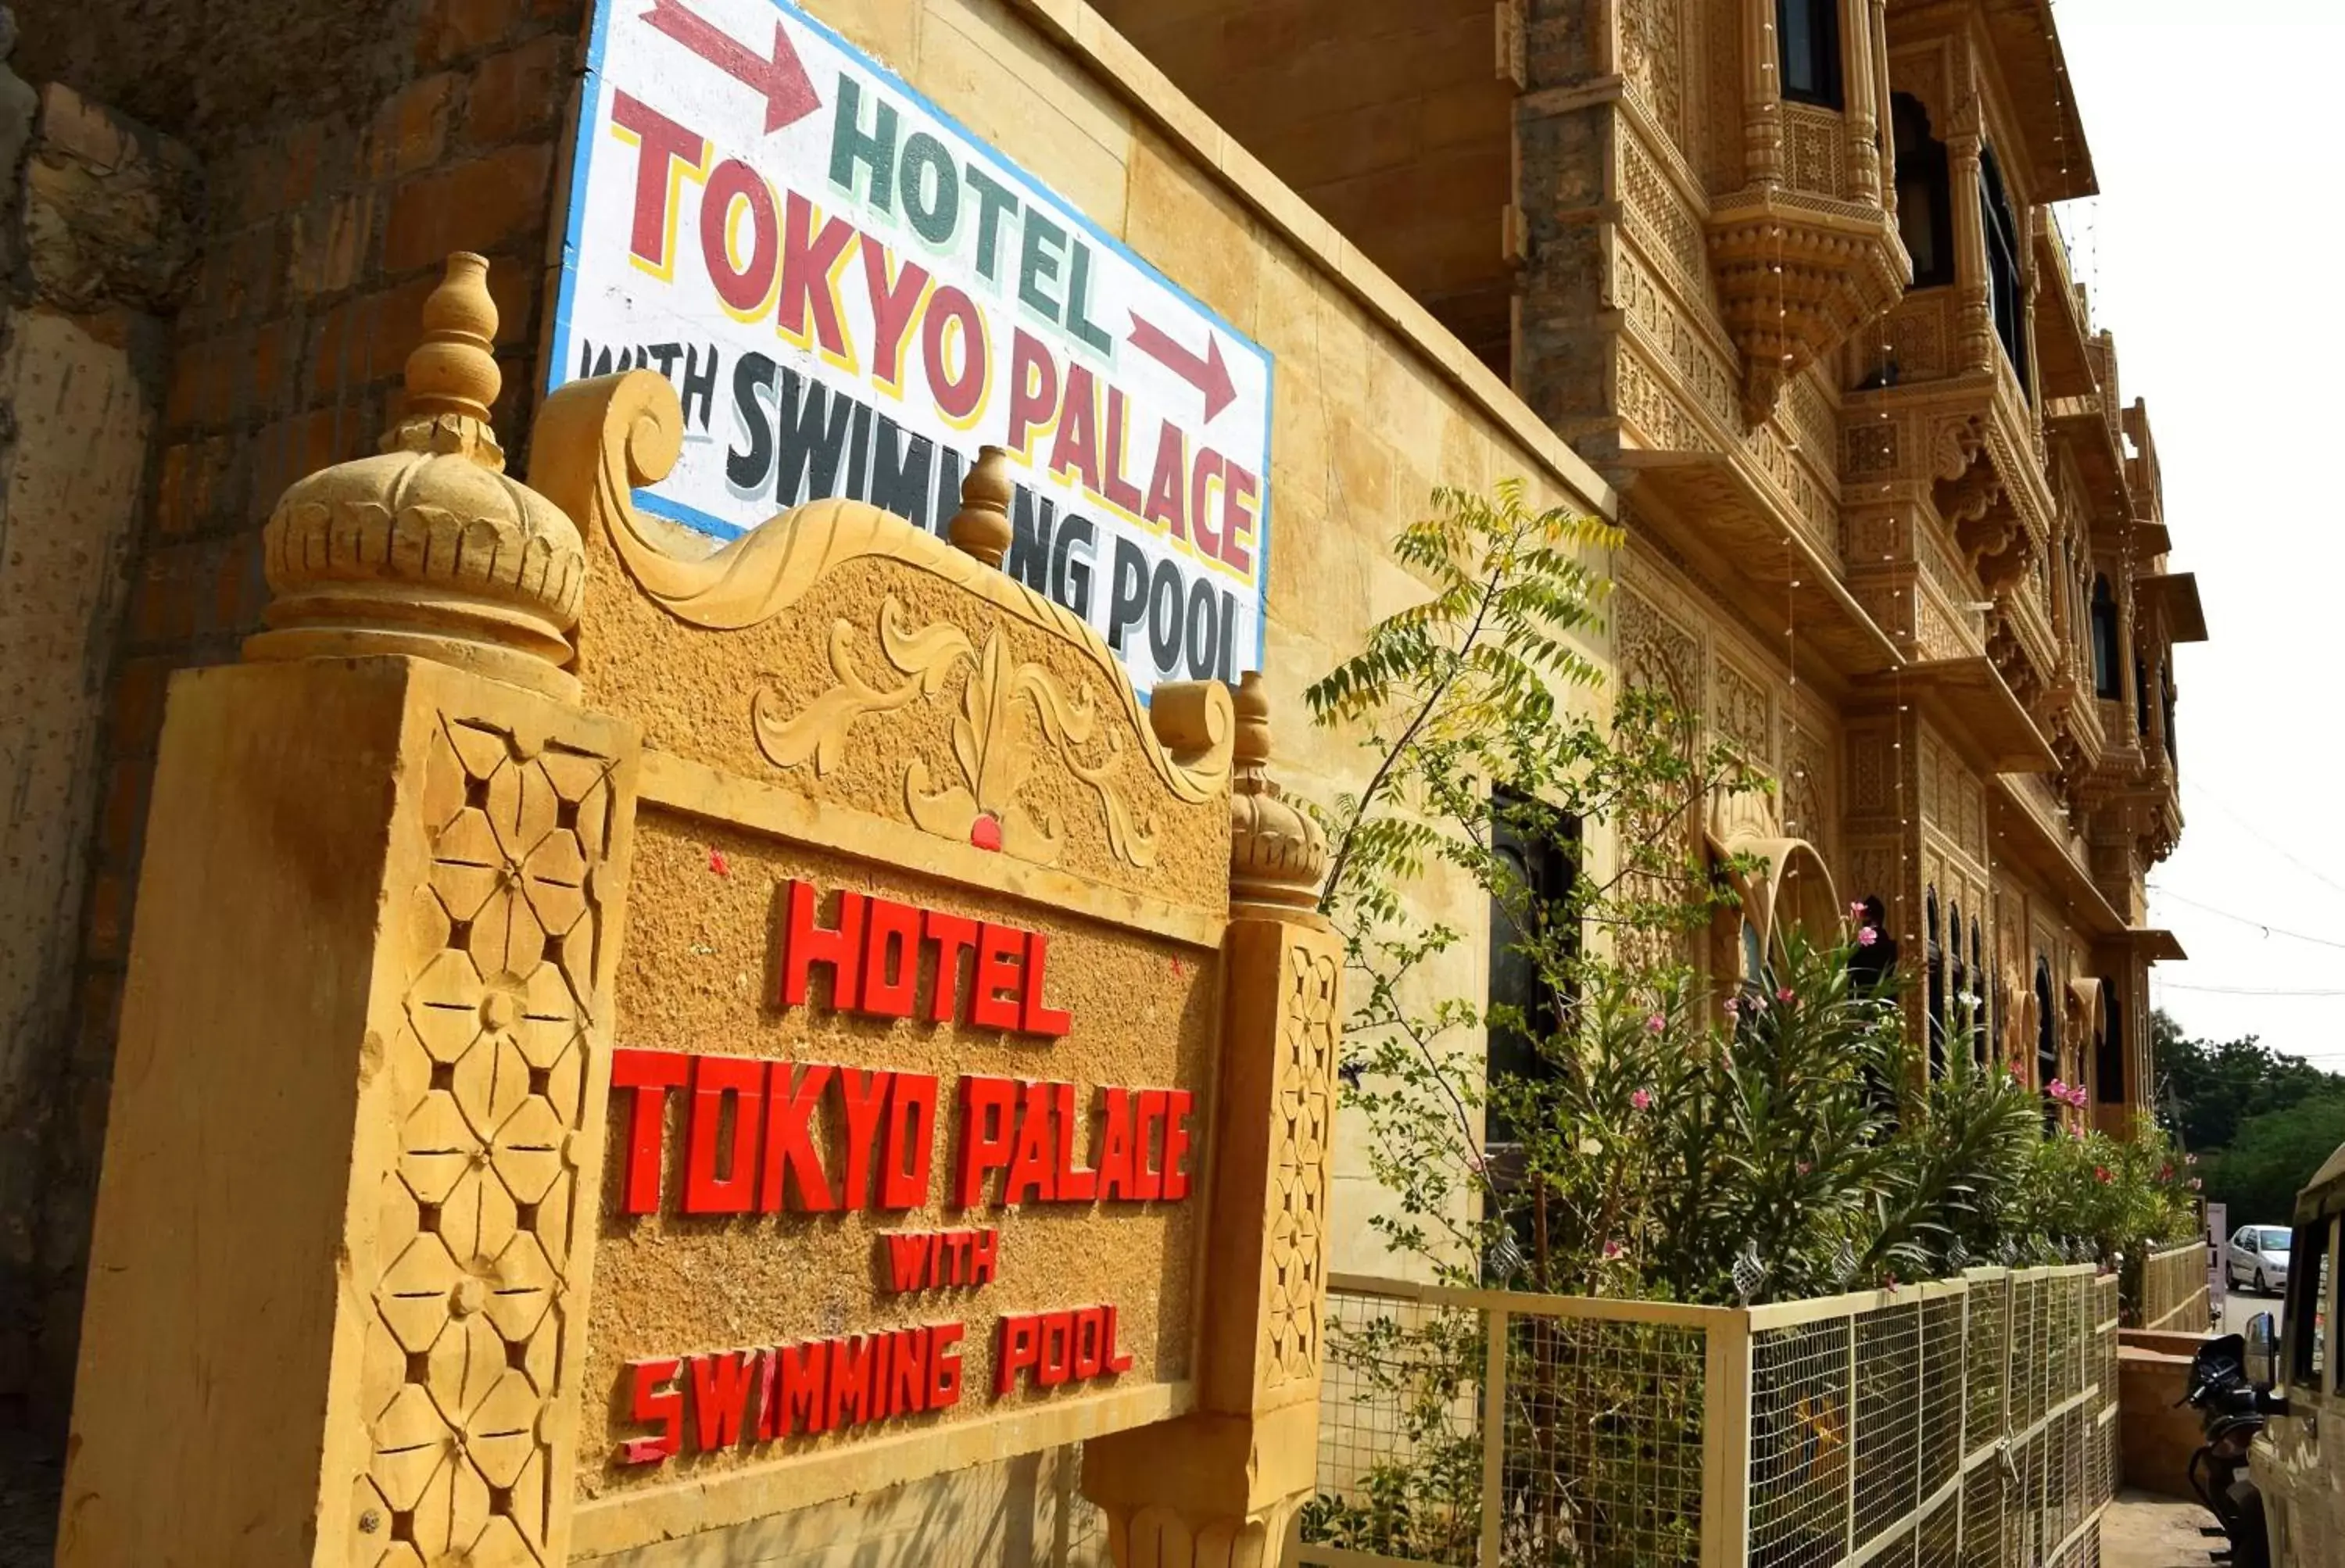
[{"xmin": 550, "ymin": 0, "xmax": 1275, "ymax": 698}]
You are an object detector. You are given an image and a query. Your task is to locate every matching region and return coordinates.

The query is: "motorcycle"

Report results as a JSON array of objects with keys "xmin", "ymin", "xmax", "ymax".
[{"xmin": 2178, "ymin": 1333, "xmax": 2276, "ymax": 1568}]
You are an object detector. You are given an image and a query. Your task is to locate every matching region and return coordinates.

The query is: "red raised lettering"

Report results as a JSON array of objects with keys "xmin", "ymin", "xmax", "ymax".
[
  {"xmin": 1020, "ymin": 932, "xmax": 1073, "ymax": 1037},
  {"xmin": 775, "ymin": 1340, "xmax": 829, "ymax": 1437},
  {"xmin": 884, "ymin": 1231, "xmax": 933, "ymax": 1292},
  {"xmin": 1105, "ymin": 1303, "xmax": 1133, "ymax": 1373},
  {"xmin": 1095, "ymin": 1087, "xmax": 1137, "ymax": 1200},
  {"xmin": 780, "ymin": 880, "xmax": 865, "ymax": 1008},
  {"xmin": 1036, "ymin": 1311, "xmax": 1074, "ymax": 1387},
  {"xmin": 879, "ymin": 1072, "xmax": 938, "ymax": 1209},
  {"xmin": 683, "ymin": 1054, "xmax": 765, "ymax": 1214},
  {"xmin": 1134, "ymin": 1089, "xmax": 1169, "ymax": 1201},
  {"xmin": 888, "ymin": 1326, "xmax": 930, "ymax": 1414},
  {"xmin": 996, "ymin": 1315, "xmax": 1039, "ymax": 1395},
  {"xmin": 954, "ymin": 1076, "xmax": 1018, "ymax": 1208},
  {"xmin": 689, "ymin": 1349, "xmax": 758, "ymax": 1451},
  {"xmin": 1001, "ymin": 1080, "xmax": 1058, "ymax": 1206},
  {"xmin": 611, "ymin": 1049, "xmax": 690, "ymax": 1215},
  {"xmin": 858, "ymin": 897, "xmax": 923, "ymax": 1017},
  {"xmin": 1052, "ymin": 1081, "xmax": 1098, "ymax": 1201},
  {"xmin": 620, "ymin": 1357, "xmax": 684, "ymax": 1464},
  {"xmin": 1161, "ymin": 1088, "xmax": 1194, "ymax": 1201},
  {"xmin": 930, "ymin": 1322, "xmax": 966, "ymax": 1408},
  {"xmin": 968, "ymin": 922, "xmax": 1026, "ymax": 1029},
  {"xmin": 828, "ymin": 1335, "xmax": 875, "ymax": 1429},
  {"xmin": 1072, "ymin": 1308, "xmax": 1105, "ymax": 1380},
  {"xmin": 970, "ymin": 1226, "xmax": 1000, "ymax": 1286},
  {"xmin": 922, "ymin": 910, "xmax": 979, "ymax": 1023},
  {"xmin": 761, "ymin": 1061, "xmax": 838, "ymax": 1212},
  {"xmin": 835, "ymin": 1068, "xmax": 893, "ymax": 1210}
]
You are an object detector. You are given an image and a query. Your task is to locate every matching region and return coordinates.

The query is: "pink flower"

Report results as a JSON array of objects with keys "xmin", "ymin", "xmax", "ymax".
[
  {"xmin": 1724, "ymin": 998, "xmax": 1742, "ymax": 1019},
  {"xmin": 2186, "ymin": 1153, "xmax": 2199, "ymax": 1165},
  {"xmin": 1857, "ymin": 926, "xmax": 1879, "ymax": 947},
  {"xmin": 2189, "ymin": 1178, "xmax": 2203, "ymax": 1190},
  {"xmin": 1645, "ymin": 1013, "xmax": 1667, "ymax": 1034},
  {"xmin": 2160, "ymin": 1165, "xmax": 2174, "ymax": 1180},
  {"xmin": 1631, "ymin": 1088, "xmax": 1653, "ymax": 1112},
  {"xmin": 1796, "ymin": 1161, "xmax": 1812, "ymax": 1176},
  {"xmin": 1882, "ymin": 1272, "xmax": 1900, "ymax": 1292},
  {"xmin": 2049, "ymin": 1079, "xmax": 2070, "ymax": 1100},
  {"xmin": 1602, "ymin": 1239, "xmax": 1624, "ymax": 1259},
  {"xmin": 1749, "ymin": 993, "xmax": 1767, "ymax": 1012},
  {"xmin": 1777, "ymin": 986, "xmax": 1796, "ymax": 1004},
  {"xmin": 1849, "ymin": 900, "xmax": 1868, "ymax": 921},
  {"xmin": 708, "ymin": 848, "xmax": 731, "ymax": 875},
  {"xmin": 2095, "ymin": 1167, "xmax": 2111, "ymax": 1183}
]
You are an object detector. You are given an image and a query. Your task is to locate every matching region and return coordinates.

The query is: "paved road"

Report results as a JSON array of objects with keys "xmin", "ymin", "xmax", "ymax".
[{"xmin": 2218, "ymin": 1280, "xmax": 2283, "ymax": 1338}]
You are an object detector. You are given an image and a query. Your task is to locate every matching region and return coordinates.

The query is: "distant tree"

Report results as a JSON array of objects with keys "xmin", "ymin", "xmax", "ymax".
[
  {"xmin": 2153, "ymin": 1008, "xmax": 2345, "ymax": 1154},
  {"xmin": 2203, "ymin": 1094, "xmax": 2345, "ymax": 1227}
]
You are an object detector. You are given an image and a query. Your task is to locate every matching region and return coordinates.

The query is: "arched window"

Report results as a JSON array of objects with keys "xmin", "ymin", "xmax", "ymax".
[
  {"xmin": 1778, "ymin": 0, "xmax": 1842, "ymax": 108},
  {"xmin": 2090, "ymin": 575, "xmax": 2121, "ymax": 700},
  {"xmin": 1893, "ymin": 95, "xmax": 1953, "ymax": 288},
  {"xmin": 2136, "ymin": 657, "xmax": 2151, "ymax": 737},
  {"xmin": 1980, "ymin": 145, "xmax": 2028, "ymax": 392},
  {"xmin": 1970, "ymin": 920, "xmax": 1989, "ymax": 1065},
  {"xmin": 2096, "ymin": 990, "xmax": 2125, "ymax": 1104},
  {"xmin": 1484, "ymin": 791, "xmax": 1579, "ymax": 1146},
  {"xmin": 1926, "ymin": 889, "xmax": 1946, "ymax": 1077},
  {"xmin": 1947, "ymin": 900, "xmax": 1966, "ymax": 1058},
  {"xmin": 2035, "ymin": 958, "xmax": 2059, "ymax": 1131}
]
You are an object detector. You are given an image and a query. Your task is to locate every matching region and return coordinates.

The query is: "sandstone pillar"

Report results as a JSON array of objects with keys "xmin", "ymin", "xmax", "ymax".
[
  {"xmin": 1081, "ymin": 674, "xmax": 1337, "ymax": 1566},
  {"xmin": 58, "ymin": 255, "xmax": 635, "ymax": 1567}
]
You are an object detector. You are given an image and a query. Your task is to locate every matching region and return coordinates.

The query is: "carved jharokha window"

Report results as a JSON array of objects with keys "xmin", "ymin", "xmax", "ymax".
[
  {"xmin": 1979, "ymin": 145, "xmax": 2029, "ymax": 393},
  {"xmin": 1893, "ymin": 95, "xmax": 1955, "ymax": 288},
  {"xmin": 1778, "ymin": 0, "xmax": 1843, "ymax": 109},
  {"xmin": 2090, "ymin": 575, "xmax": 2122, "ymax": 700},
  {"xmin": 2136, "ymin": 657, "xmax": 2152, "ymax": 737},
  {"xmin": 2161, "ymin": 667, "xmax": 2179, "ymax": 764}
]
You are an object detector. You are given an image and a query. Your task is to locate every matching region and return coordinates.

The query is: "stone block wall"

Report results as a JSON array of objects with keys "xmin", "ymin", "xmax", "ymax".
[{"xmin": 2, "ymin": 0, "xmax": 589, "ymax": 1423}]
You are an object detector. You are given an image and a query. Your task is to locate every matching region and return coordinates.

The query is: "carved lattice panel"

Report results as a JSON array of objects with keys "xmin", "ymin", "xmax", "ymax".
[
  {"xmin": 353, "ymin": 712, "xmax": 620, "ymax": 1568},
  {"xmin": 1261, "ymin": 940, "xmax": 1337, "ymax": 1396}
]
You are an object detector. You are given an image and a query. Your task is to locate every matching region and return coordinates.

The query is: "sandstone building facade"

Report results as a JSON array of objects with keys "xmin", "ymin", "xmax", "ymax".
[{"xmin": 0, "ymin": 0, "xmax": 2193, "ymax": 1530}]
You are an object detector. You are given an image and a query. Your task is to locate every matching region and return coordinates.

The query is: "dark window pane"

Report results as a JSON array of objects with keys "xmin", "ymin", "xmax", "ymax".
[
  {"xmin": 1778, "ymin": 0, "xmax": 1842, "ymax": 107},
  {"xmin": 2090, "ymin": 576, "xmax": 2122, "ymax": 700},
  {"xmin": 2096, "ymin": 992, "xmax": 2125, "ymax": 1104},
  {"xmin": 1893, "ymin": 95, "xmax": 1954, "ymax": 288}
]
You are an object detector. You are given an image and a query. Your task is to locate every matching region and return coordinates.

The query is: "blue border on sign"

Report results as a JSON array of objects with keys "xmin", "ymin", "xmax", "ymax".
[{"xmin": 546, "ymin": 0, "xmax": 1276, "ymax": 678}]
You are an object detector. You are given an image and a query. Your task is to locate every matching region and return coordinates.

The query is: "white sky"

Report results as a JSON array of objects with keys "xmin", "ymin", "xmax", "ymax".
[{"xmin": 2051, "ymin": 1, "xmax": 2345, "ymax": 1064}]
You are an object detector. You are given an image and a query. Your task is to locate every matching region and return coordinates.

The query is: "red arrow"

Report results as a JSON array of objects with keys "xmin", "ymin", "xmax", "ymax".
[
  {"xmin": 1128, "ymin": 313, "xmax": 1237, "ymax": 423},
  {"xmin": 643, "ymin": 0, "xmax": 819, "ymax": 134}
]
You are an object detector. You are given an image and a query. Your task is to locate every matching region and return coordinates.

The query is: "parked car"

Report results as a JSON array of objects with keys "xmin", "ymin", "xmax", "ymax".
[
  {"xmin": 2243, "ymin": 1140, "xmax": 2343, "ymax": 1568},
  {"xmin": 2229, "ymin": 1225, "xmax": 2293, "ymax": 1296}
]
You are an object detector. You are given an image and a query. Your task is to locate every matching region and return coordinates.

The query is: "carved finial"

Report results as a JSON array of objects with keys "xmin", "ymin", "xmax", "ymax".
[
  {"xmin": 1227, "ymin": 671, "xmax": 1328, "ymax": 915},
  {"xmin": 948, "ymin": 446, "xmax": 1015, "ymax": 567},
  {"xmin": 385, "ymin": 252, "xmax": 507, "ymax": 467},
  {"xmin": 244, "ymin": 252, "xmax": 588, "ymax": 700}
]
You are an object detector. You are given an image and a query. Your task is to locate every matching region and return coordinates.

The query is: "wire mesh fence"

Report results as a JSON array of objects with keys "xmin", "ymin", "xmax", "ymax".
[
  {"xmin": 1297, "ymin": 1265, "xmax": 2116, "ymax": 1568},
  {"xmin": 2138, "ymin": 1241, "xmax": 2211, "ymax": 1333}
]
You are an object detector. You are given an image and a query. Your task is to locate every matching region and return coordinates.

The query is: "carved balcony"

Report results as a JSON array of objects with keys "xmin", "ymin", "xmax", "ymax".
[{"xmin": 1709, "ymin": 4, "xmax": 1909, "ymax": 424}]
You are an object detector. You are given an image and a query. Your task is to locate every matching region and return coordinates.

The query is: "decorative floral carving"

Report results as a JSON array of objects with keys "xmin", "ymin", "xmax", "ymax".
[
  {"xmin": 353, "ymin": 714, "xmax": 615, "ymax": 1568},
  {"xmin": 754, "ymin": 594, "xmax": 1162, "ymax": 869}
]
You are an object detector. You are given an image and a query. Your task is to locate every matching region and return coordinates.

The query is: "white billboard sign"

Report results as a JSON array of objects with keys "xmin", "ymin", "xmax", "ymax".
[{"xmin": 550, "ymin": 0, "xmax": 1275, "ymax": 696}]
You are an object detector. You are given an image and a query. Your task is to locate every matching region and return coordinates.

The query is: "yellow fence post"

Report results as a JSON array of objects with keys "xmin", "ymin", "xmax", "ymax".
[{"xmin": 1479, "ymin": 1306, "xmax": 1508, "ymax": 1568}]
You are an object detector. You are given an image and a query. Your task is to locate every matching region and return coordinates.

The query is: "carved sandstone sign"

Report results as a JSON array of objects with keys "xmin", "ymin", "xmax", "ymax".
[
  {"xmin": 550, "ymin": 0, "xmax": 1276, "ymax": 699},
  {"xmin": 61, "ymin": 252, "xmax": 1333, "ymax": 1568}
]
